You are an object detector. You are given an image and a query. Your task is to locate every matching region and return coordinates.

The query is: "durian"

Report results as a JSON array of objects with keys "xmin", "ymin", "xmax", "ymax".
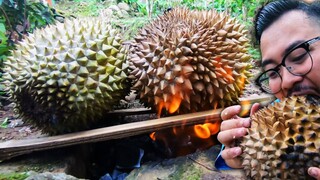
[
  {"xmin": 129, "ymin": 8, "xmax": 252, "ymax": 114},
  {"xmin": 241, "ymin": 95, "xmax": 320, "ymax": 179},
  {"xmin": 3, "ymin": 18, "xmax": 130, "ymax": 135}
]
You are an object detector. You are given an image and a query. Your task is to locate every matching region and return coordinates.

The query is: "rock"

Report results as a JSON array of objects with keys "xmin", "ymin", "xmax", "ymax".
[
  {"xmin": 108, "ymin": 5, "xmax": 120, "ymax": 12},
  {"xmin": 118, "ymin": 2, "xmax": 130, "ymax": 11},
  {"xmin": 26, "ymin": 171, "xmax": 85, "ymax": 180},
  {"xmin": 119, "ymin": 9, "xmax": 130, "ymax": 18},
  {"xmin": 115, "ymin": 10, "xmax": 124, "ymax": 18},
  {"xmin": 99, "ymin": 8, "xmax": 113, "ymax": 19},
  {"xmin": 125, "ymin": 91, "xmax": 137, "ymax": 102}
]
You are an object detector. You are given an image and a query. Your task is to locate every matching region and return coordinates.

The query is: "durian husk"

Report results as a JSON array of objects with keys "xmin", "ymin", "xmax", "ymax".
[
  {"xmin": 241, "ymin": 95, "xmax": 320, "ymax": 180},
  {"xmin": 3, "ymin": 18, "xmax": 130, "ymax": 135},
  {"xmin": 129, "ymin": 8, "xmax": 252, "ymax": 114}
]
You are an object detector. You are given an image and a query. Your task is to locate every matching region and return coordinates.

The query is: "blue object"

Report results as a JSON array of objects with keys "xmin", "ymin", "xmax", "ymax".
[
  {"xmin": 100, "ymin": 173, "xmax": 112, "ymax": 180},
  {"xmin": 214, "ymin": 144, "xmax": 232, "ymax": 170},
  {"xmin": 272, "ymin": 98, "xmax": 281, "ymax": 104}
]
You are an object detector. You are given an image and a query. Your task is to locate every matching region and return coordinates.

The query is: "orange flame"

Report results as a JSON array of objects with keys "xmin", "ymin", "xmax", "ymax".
[
  {"xmin": 239, "ymin": 99, "xmax": 251, "ymax": 117},
  {"xmin": 150, "ymin": 60, "xmax": 223, "ymax": 156},
  {"xmin": 150, "ymin": 132, "xmax": 156, "ymax": 141},
  {"xmin": 157, "ymin": 91, "xmax": 182, "ymax": 117},
  {"xmin": 238, "ymin": 74, "xmax": 246, "ymax": 91},
  {"xmin": 157, "ymin": 101, "xmax": 164, "ymax": 118},
  {"xmin": 194, "ymin": 124, "xmax": 211, "ymax": 139},
  {"xmin": 168, "ymin": 94, "xmax": 182, "ymax": 114},
  {"xmin": 173, "ymin": 126, "xmax": 179, "ymax": 135},
  {"xmin": 194, "ymin": 118, "xmax": 220, "ymax": 139}
]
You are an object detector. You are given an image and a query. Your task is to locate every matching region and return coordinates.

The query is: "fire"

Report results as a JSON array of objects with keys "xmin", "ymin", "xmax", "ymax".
[
  {"xmin": 239, "ymin": 99, "xmax": 251, "ymax": 117},
  {"xmin": 149, "ymin": 120, "xmax": 220, "ymax": 157},
  {"xmin": 168, "ymin": 94, "xmax": 182, "ymax": 114},
  {"xmin": 194, "ymin": 124, "xmax": 211, "ymax": 139},
  {"xmin": 151, "ymin": 96, "xmax": 221, "ymax": 157},
  {"xmin": 150, "ymin": 61, "xmax": 223, "ymax": 157},
  {"xmin": 150, "ymin": 132, "xmax": 156, "ymax": 141},
  {"xmin": 238, "ymin": 74, "xmax": 246, "ymax": 91},
  {"xmin": 157, "ymin": 89, "xmax": 183, "ymax": 116}
]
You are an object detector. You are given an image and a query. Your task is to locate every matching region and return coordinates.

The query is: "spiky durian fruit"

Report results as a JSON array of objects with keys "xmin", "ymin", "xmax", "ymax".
[
  {"xmin": 3, "ymin": 18, "xmax": 130, "ymax": 135},
  {"xmin": 129, "ymin": 8, "xmax": 251, "ymax": 114},
  {"xmin": 241, "ymin": 95, "xmax": 320, "ymax": 179}
]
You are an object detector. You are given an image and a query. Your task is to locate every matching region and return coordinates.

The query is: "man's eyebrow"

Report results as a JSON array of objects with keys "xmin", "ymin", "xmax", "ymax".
[
  {"xmin": 282, "ymin": 40, "xmax": 304, "ymax": 57},
  {"xmin": 261, "ymin": 59, "xmax": 275, "ymax": 69},
  {"xmin": 261, "ymin": 40, "xmax": 305, "ymax": 69}
]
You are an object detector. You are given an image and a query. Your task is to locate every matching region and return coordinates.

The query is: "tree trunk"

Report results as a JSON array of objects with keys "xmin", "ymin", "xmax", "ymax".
[{"xmin": 146, "ymin": 0, "xmax": 154, "ymax": 18}]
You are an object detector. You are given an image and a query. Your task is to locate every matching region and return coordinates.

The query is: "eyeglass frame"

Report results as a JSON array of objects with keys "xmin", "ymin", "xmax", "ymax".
[{"xmin": 255, "ymin": 36, "xmax": 320, "ymax": 93}]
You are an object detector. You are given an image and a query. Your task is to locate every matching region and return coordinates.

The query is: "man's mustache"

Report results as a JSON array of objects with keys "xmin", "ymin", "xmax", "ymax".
[{"xmin": 287, "ymin": 85, "xmax": 319, "ymax": 97}]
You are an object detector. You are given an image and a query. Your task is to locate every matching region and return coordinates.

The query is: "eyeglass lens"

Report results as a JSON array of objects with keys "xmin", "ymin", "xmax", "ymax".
[{"xmin": 258, "ymin": 47, "xmax": 313, "ymax": 93}]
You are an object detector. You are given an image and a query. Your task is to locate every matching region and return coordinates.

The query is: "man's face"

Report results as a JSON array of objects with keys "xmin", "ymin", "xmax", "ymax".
[{"xmin": 260, "ymin": 10, "xmax": 320, "ymax": 99}]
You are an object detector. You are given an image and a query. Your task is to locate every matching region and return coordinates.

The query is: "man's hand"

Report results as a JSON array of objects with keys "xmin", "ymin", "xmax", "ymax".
[
  {"xmin": 309, "ymin": 167, "xmax": 320, "ymax": 179},
  {"xmin": 217, "ymin": 103, "xmax": 260, "ymax": 168}
]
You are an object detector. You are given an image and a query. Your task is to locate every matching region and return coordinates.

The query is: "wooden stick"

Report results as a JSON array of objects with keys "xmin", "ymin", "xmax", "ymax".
[
  {"xmin": 0, "ymin": 95, "xmax": 275, "ymax": 161},
  {"xmin": 0, "ymin": 109, "xmax": 222, "ymax": 161}
]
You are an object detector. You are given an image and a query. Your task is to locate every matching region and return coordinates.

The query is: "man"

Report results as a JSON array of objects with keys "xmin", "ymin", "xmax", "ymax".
[{"xmin": 217, "ymin": 0, "xmax": 320, "ymax": 179}]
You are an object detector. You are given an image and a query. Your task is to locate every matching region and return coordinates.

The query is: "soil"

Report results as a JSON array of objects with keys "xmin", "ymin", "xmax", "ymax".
[{"xmin": 0, "ymin": 105, "xmax": 43, "ymax": 142}]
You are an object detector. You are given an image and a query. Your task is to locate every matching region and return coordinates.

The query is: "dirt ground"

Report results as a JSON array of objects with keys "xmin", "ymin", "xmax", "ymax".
[{"xmin": 0, "ymin": 105, "xmax": 44, "ymax": 142}]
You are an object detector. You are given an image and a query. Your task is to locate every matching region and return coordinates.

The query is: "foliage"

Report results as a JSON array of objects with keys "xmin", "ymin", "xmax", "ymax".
[
  {"xmin": 0, "ymin": 0, "xmax": 58, "ymax": 46},
  {"xmin": 118, "ymin": 0, "xmax": 148, "ymax": 15},
  {"xmin": 248, "ymin": 47, "xmax": 261, "ymax": 61},
  {"xmin": 0, "ymin": 117, "xmax": 8, "ymax": 128},
  {"xmin": 55, "ymin": 0, "xmax": 113, "ymax": 17},
  {"xmin": 119, "ymin": 0, "xmax": 263, "ymax": 60},
  {"xmin": 0, "ymin": 18, "xmax": 9, "ymax": 72},
  {"xmin": 0, "ymin": 172, "xmax": 29, "ymax": 180},
  {"xmin": 111, "ymin": 16, "xmax": 150, "ymax": 40},
  {"xmin": 119, "ymin": 0, "xmax": 265, "ymax": 23},
  {"xmin": 210, "ymin": 0, "xmax": 265, "ymax": 21},
  {"xmin": 0, "ymin": 0, "xmax": 61, "ymax": 97}
]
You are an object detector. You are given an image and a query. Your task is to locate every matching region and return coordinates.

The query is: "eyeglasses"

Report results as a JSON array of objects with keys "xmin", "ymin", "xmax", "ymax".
[{"xmin": 255, "ymin": 36, "xmax": 320, "ymax": 94}]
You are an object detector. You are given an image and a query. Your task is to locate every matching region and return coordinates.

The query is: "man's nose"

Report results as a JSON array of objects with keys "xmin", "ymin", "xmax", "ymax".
[{"xmin": 280, "ymin": 68, "xmax": 303, "ymax": 92}]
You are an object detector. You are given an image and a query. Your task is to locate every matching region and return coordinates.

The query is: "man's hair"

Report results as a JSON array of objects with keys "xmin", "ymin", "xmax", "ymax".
[{"xmin": 253, "ymin": 0, "xmax": 320, "ymax": 46}]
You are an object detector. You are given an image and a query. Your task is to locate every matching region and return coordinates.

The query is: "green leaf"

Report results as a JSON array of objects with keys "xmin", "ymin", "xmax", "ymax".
[
  {"xmin": 0, "ymin": 26, "xmax": 8, "ymax": 44},
  {"xmin": 0, "ymin": 22, "xmax": 6, "ymax": 33},
  {"xmin": 0, "ymin": 26, "xmax": 9, "ymax": 55},
  {"xmin": 0, "ymin": 117, "xmax": 9, "ymax": 128},
  {"xmin": 0, "ymin": 45, "xmax": 9, "ymax": 55}
]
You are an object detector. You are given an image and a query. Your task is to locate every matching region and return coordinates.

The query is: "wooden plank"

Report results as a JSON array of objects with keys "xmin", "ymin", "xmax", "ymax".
[
  {"xmin": 0, "ymin": 95, "xmax": 275, "ymax": 161},
  {"xmin": 0, "ymin": 109, "xmax": 222, "ymax": 161},
  {"xmin": 108, "ymin": 107, "xmax": 153, "ymax": 115}
]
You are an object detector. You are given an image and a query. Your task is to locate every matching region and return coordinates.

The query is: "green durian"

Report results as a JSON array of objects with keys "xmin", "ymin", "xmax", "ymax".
[{"xmin": 3, "ymin": 18, "xmax": 130, "ymax": 135}]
